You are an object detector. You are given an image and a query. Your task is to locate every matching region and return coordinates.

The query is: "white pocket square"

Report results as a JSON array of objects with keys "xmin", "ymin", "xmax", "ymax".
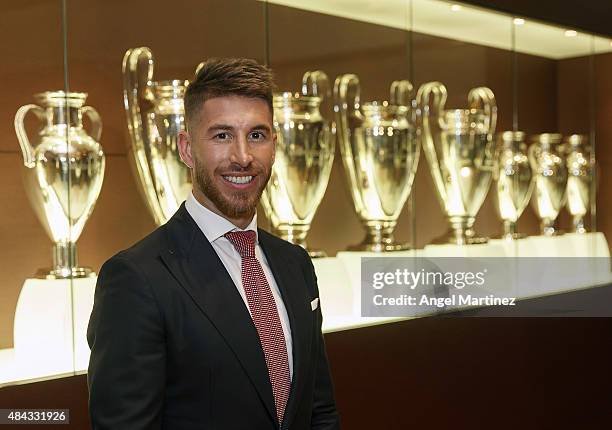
[{"xmin": 310, "ymin": 298, "xmax": 319, "ymax": 311}]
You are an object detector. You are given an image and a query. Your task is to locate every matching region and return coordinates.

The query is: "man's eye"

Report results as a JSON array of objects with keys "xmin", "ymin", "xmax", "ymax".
[
  {"xmin": 215, "ymin": 132, "xmax": 229, "ymax": 140},
  {"xmin": 250, "ymin": 131, "xmax": 265, "ymax": 140}
]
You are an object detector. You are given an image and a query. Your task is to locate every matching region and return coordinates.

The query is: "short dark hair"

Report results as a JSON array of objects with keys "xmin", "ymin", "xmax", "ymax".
[{"xmin": 184, "ymin": 58, "xmax": 274, "ymax": 132}]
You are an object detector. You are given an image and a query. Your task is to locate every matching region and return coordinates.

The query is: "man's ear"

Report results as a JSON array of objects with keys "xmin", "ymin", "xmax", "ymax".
[
  {"xmin": 177, "ymin": 130, "xmax": 194, "ymax": 169},
  {"xmin": 271, "ymin": 132, "xmax": 276, "ymax": 165}
]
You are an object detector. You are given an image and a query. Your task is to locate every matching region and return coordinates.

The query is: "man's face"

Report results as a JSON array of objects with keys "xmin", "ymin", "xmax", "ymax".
[{"xmin": 178, "ymin": 95, "xmax": 275, "ymax": 224}]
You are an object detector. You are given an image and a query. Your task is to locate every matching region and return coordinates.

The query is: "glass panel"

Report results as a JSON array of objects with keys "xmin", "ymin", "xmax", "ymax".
[{"xmin": 0, "ymin": 0, "xmax": 71, "ymax": 386}]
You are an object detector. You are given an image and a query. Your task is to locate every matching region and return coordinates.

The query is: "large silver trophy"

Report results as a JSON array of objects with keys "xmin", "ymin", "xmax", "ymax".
[
  {"xmin": 417, "ymin": 82, "xmax": 497, "ymax": 245},
  {"xmin": 493, "ymin": 131, "xmax": 533, "ymax": 239},
  {"xmin": 15, "ymin": 91, "xmax": 105, "ymax": 278},
  {"xmin": 562, "ymin": 134, "xmax": 592, "ymax": 234},
  {"xmin": 261, "ymin": 71, "xmax": 334, "ymax": 257},
  {"xmin": 334, "ymin": 74, "xmax": 419, "ymax": 251},
  {"xmin": 528, "ymin": 133, "xmax": 568, "ymax": 236},
  {"xmin": 123, "ymin": 47, "xmax": 192, "ymax": 225}
]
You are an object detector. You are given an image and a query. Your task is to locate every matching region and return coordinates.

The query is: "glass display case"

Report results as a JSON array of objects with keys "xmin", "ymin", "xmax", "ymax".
[{"xmin": 1, "ymin": 0, "xmax": 610, "ymax": 387}]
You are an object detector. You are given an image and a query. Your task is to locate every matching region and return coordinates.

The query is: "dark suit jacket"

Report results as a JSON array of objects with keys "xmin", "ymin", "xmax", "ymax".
[{"xmin": 87, "ymin": 203, "xmax": 340, "ymax": 429}]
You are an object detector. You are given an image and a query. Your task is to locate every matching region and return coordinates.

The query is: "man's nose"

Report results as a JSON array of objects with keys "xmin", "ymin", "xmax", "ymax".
[{"xmin": 229, "ymin": 136, "xmax": 254, "ymax": 167}]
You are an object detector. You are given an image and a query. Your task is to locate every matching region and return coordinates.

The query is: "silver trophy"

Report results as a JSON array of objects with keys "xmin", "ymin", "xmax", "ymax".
[
  {"xmin": 417, "ymin": 82, "xmax": 497, "ymax": 245},
  {"xmin": 493, "ymin": 131, "xmax": 533, "ymax": 239},
  {"xmin": 123, "ymin": 47, "xmax": 192, "ymax": 225},
  {"xmin": 562, "ymin": 134, "xmax": 592, "ymax": 234},
  {"xmin": 334, "ymin": 74, "xmax": 419, "ymax": 251},
  {"xmin": 261, "ymin": 71, "xmax": 335, "ymax": 257},
  {"xmin": 528, "ymin": 133, "xmax": 568, "ymax": 236},
  {"xmin": 15, "ymin": 91, "xmax": 105, "ymax": 278}
]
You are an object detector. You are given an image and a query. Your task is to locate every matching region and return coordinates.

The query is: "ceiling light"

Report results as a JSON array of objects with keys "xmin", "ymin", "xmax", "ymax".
[
  {"xmin": 513, "ymin": 18, "xmax": 525, "ymax": 25},
  {"xmin": 450, "ymin": 4, "xmax": 462, "ymax": 12},
  {"xmin": 564, "ymin": 30, "xmax": 577, "ymax": 37}
]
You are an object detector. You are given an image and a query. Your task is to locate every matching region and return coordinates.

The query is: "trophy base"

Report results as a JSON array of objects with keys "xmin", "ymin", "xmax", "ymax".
[
  {"xmin": 541, "ymin": 229, "xmax": 565, "ymax": 237},
  {"xmin": 348, "ymin": 222, "xmax": 409, "ymax": 252},
  {"xmin": 431, "ymin": 229, "xmax": 488, "ymax": 246},
  {"xmin": 494, "ymin": 232, "xmax": 527, "ymax": 241},
  {"xmin": 35, "ymin": 267, "xmax": 96, "ymax": 280},
  {"xmin": 307, "ymin": 249, "xmax": 327, "ymax": 258},
  {"xmin": 347, "ymin": 242, "xmax": 411, "ymax": 252},
  {"xmin": 275, "ymin": 225, "xmax": 326, "ymax": 257}
]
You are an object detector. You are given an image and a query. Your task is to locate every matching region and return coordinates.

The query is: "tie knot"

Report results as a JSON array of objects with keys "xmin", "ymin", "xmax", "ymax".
[{"xmin": 224, "ymin": 230, "xmax": 256, "ymax": 258}]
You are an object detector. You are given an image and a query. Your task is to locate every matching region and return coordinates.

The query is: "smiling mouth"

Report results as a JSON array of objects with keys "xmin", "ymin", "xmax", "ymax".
[{"xmin": 222, "ymin": 175, "xmax": 255, "ymax": 185}]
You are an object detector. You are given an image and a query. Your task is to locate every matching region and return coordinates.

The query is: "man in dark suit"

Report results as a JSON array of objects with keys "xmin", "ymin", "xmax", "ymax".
[{"xmin": 87, "ymin": 58, "xmax": 340, "ymax": 430}]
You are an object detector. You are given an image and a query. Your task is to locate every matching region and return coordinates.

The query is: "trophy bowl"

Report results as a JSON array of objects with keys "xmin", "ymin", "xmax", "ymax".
[
  {"xmin": 15, "ymin": 91, "xmax": 105, "ymax": 278},
  {"xmin": 493, "ymin": 131, "xmax": 534, "ymax": 240},
  {"xmin": 123, "ymin": 47, "xmax": 192, "ymax": 226},
  {"xmin": 261, "ymin": 71, "xmax": 335, "ymax": 257},
  {"xmin": 334, "ymin": 74, "xmax": 419, "ymax": 252},
  {"xmin": 416, "ymin": 82, "xmax": 497, "ymax": 245},
  {"xmin": 528, "ymin": 133, "xmax": 568, "ymax": 236},
  {"xmin": 562, "ymin": 134, "xmax": 592, "ymax": 234}
]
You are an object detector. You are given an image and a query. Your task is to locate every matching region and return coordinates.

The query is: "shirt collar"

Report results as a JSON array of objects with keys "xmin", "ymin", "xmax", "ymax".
[{"xmin": 185, "ymin": 191, "xmax": 258, "ymax": 244}]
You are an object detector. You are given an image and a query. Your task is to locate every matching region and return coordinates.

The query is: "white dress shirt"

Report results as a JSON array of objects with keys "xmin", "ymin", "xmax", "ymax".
[{"xmin": 185, "ymin": 192, "xmax": 293, "ymax": 379}]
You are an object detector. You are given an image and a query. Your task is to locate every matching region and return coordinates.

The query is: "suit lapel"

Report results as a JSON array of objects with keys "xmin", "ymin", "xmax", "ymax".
[
  {"xmin": 258, "ymin": 230, "xmax": 313, "ymax": 430},
  {"xmin": 159, "ymin": 205, "xmax": 277, "ymax": 425}
]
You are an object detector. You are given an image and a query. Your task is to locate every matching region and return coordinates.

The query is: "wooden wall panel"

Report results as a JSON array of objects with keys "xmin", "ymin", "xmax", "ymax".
[{"xmin": 0, "ymin": 1, "xmax": 65, "ymax": 154}]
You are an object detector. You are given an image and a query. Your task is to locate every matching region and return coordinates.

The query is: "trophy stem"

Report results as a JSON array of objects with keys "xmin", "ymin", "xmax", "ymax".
[
  {"xmin": 433, "ymin": 216, "xmax": 488, "ymax": 245},
  {"xmin": 37, "ymin": 242, "xmax": 93, "ymax": 279},
  {"xmin": 349, "ymin": 222, "xmax": 410, "ymax": 252},
  {"xmin": 500, "ymin": 220, "xmax": 526, "ymax": 240},
  {"xmin": 276, "ymin": 224, "xmax": 326, "ymax": 258},
  {"xmin": 573, "ymin": 215, "xmax": 587, "ymax": 234},
  {"xmin": 541, "ymin": 218, "xmax": 562, "ymax": 236}
]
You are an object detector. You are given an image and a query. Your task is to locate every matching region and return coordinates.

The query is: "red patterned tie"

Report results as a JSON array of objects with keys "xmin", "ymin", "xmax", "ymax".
[{"xmin": 224, "ymin": 230, "xmax": 291, "ymax": 426}]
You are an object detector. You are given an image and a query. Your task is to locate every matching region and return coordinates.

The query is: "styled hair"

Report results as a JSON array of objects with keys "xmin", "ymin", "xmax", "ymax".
[{"xmin": 184, "ymin": 58, "xmax": 274, "ymax": 131}]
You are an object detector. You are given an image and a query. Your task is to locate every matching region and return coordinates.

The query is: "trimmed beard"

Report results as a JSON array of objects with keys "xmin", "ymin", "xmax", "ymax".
[{"xmin": 193, "ymin": 157, "xmax": 270, "ymax": 220}]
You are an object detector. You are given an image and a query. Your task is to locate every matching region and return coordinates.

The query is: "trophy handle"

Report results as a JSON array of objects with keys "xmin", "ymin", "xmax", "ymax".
[
  {"xmin": 493, "ymin": 134, "xmax": 507, "ymax": 181},
  {"xmin": 390, "ymin": 80, "xmax": 413, "ymax": 106},
  {"xmin": 14, "ymin": 104, "xmax": 45, "ymax": 168},
  {"xmin": 468, "ymin": 87, "xmax": 497, "ymax": 138},
  {"xmin": 416, "ymin": 81, "xmax": 447, "ymax": 131},
  {"xmin": 122, "ymin": 46, "xmax": 154, "ymax": 137},
  {"xmin": 82, "ymin": 106, "xmax": 102, "ymax": 142},
  {"xmin": 301, "ymin": 70, "xmax": 330, "ymax": 100},
  {"xmin": 333, "ymin": 74, "xmax": 364, "ymax": 211},
  {"xmin": 123, "ymin": 46, "xmax": 167, "ymax": 225},
  {"xmin": 527, "ymin": 142, "xmax": 541, "ymax": 172},
  {"xmin": 333, "ymin": 74, "xmax": 361, "ymax": 120},
  {"xmin": 416, "ymin": 82, "xmax": 448, "ymax": 207},
  {"xmin": 333, "ymin": 73, "xmax": 362, "ymax": 144}
]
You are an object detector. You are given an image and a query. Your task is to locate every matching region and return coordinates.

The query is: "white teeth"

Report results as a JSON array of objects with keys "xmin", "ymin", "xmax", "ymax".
[{"xmin": 224, "ymin": 175, "xmax": 253, "ymax": 184}]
